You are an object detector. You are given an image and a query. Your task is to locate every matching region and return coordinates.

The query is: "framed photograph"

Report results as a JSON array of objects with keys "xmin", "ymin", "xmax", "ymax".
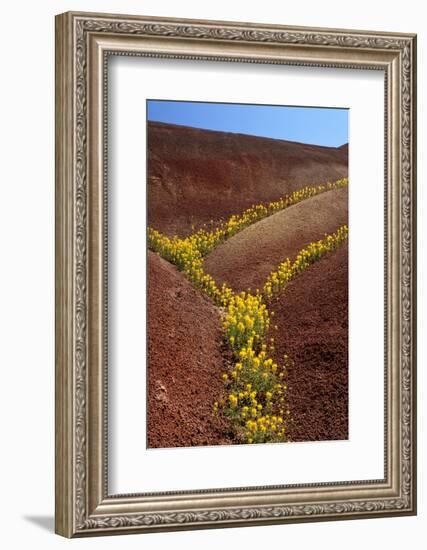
[{"xmin": 55, "ymin": 11, "xmax": 417, "ymax": 537}]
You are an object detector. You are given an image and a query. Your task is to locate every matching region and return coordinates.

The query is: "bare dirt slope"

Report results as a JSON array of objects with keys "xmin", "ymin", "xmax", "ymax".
[
  {"xmin": 270, "ymin": 244, "xmax": 348, "ymax": 441},
  {"xmin": 204, "ymin": 186, "xmax": 348, "ymax": 293},
  {"xmin": 147, "ymin": 250, "xmax": 233, "ymax": 448},
  {"xmin": 148, "ymin": 121, "xmax": 348, "ymax": 236}
]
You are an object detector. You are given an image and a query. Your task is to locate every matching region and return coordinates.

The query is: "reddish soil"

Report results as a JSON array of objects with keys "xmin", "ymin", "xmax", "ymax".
[
  {"xmin": 147, "ymin": 250, "xmax": 233, "ymax": 448},
  {"xmin": 270, "ymin": 244, "xmax": 348, "ymax": 441},
  {"xmin": 148, "ymin": 121, "xmax": 348, "ymax": 236},
  {"xmin": 204, "ymin": 187, "xmax": 348, "ymax": 293}
]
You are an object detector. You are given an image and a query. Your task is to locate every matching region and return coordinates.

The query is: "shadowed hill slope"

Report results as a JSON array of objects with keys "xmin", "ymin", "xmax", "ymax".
[
  {"xmin": 204, "ymin": 186, "xmax": 348, "ymax": 293},
  {"xmin": 147, "ymin": 250, "xmax": 233, "ymax": 448},
  {"xmin": 269, "ymin": 244, "xmax": 348, "ymax": 441},
  {"xmin": 148, "ymin": 121, "xmax": 348, "ymax": 236}
]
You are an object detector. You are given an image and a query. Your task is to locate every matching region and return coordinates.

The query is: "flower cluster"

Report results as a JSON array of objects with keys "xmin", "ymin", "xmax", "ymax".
[
  {"xmin": 216, "ymin": 290, "xmax": 290, "ymax": 444},
  {"xmin": 223, "ymin": 292, "xmax": 269, "ymax": 353},
  {"xmin": 215, "ymin": 343, "xmax": 291, "ymax": 444},
  {"xmin": 263, "ymin": 225, "xmax": 349, "ymax": 300},
  {"xmin": 148, "ymin": 227, "xmax": 230, "ymax": 306}
]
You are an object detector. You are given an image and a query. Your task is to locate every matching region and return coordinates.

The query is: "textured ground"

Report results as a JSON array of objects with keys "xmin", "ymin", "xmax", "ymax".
[
  {"xmin": 270, "ymin": 244, "xmax": 349, "ymax": 441},
  {"xmin": 204, "ymin": 187, "xmax": 348, "ymax": 292},
  {"xmin": 148, "ymin": 121, "xmax": 348, "ymax": 236},
  {"xmin": 147, "ymin": 250, "xmax": 233, "ymax": 448}
]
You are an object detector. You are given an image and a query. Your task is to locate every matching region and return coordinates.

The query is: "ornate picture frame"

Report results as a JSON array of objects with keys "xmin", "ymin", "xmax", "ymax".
[{"xmin": 55, "ymin": 11, "xmax": 417, "ymax": 537}]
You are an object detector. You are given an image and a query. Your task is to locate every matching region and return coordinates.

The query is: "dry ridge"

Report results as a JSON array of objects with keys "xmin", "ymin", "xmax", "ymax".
[
  {"xmin": 147, "ymin": 250, "xmax": 233, "ymax": 448},
  {"xmin": 204, "ymin": 186, "xmax": 348, "ymax": 292},
  {"xmin": 148, "ymin": 121, "xmax": 348, "ymax": 236}
]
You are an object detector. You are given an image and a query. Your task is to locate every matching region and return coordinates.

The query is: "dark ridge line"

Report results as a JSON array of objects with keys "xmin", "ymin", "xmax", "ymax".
[{"xmin": 148, "ymin": 120, "xmax": 349, "ymax": 151}]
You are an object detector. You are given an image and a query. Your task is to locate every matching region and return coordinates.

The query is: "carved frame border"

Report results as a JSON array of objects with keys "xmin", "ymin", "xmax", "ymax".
[{"xmin": 55, "ymin": 11, "xmax": 416, "ymax": 537}]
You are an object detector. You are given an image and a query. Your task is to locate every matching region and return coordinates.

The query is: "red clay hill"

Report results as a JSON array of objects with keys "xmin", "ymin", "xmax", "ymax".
[
  {"xmin": 148, "ymin": 121, "xmax": 348, "ymax": 236},
  {"xmin": 147, "ymin": 251, "xmax": 233, "ymax": 448}
]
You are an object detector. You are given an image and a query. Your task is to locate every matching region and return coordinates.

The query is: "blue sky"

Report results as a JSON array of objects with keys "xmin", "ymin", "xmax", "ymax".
[{"xmin": 147, "ymin": 100, "xmax": 348, "ymax": 147}]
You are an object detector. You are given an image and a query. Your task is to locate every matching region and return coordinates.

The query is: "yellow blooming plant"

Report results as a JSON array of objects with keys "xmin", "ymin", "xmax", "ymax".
[
  {"xmin": 148, "ymin": 227, "xmax": 231, "ymax": 305},
  {"xmin": 148, "ymin": 178, "xmax": 349, "ymax": 445},
  {"xmin": 263, "ymin": 225, "xmax": 348, "ymax": 300},
  {"xmin": 223, "ymin": 292, "xmax": 269, "ymax": 353},
  {"xmin": 219, "ymin": 341, "xmax": 291, "ymax": 444}
]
